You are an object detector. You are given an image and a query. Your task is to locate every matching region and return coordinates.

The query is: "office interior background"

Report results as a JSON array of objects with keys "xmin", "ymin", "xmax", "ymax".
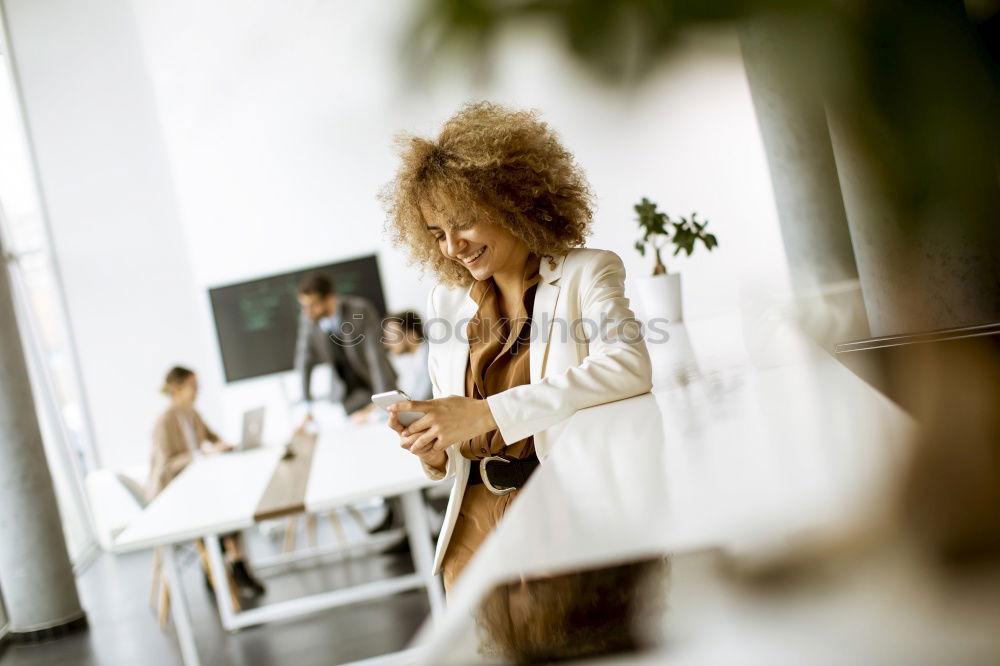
[{"xmin": 0, "ymin": 0, "xmax": 997, "ymax": 665}]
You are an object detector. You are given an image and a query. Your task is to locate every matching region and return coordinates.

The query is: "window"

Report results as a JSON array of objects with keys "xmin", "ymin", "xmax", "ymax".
[{"xmin": 0, "ymin": 10, "xmax": 98, "ymax": 566}]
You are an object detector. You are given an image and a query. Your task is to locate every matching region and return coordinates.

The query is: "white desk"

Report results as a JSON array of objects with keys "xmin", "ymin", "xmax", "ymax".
[
  {"xmin": 114, "ymin": 425, "xmax": 443, "ymax": 666},
  {"xmin": 114, "ymin": 447, "xmax": 284, "ymax": 551},
  {"xmin": 414, "ymin": 312, "xmax": 916, "ymax": 664}
]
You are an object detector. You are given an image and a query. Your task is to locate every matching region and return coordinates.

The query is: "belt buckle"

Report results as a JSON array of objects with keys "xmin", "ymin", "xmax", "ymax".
[{"xmin": 480, "ymin": 456, "xmax": 515, "ymax": 496}]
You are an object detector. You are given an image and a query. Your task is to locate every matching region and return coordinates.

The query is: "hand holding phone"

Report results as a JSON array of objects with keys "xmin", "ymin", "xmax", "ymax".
[{"xmin": 371, "ymin": 390, "xmax": 425, "ymax": 427}]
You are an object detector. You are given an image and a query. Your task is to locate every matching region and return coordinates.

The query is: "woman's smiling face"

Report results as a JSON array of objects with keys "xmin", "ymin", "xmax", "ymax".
[{"xmin": 419, "ymin": 198, "xmax": 527, "ymax": 282}]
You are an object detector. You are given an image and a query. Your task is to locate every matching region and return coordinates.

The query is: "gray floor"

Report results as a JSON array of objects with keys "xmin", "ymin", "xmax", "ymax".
[{"xmin": 0, "ymin": 521, "xmax": 430, "ymax": 666}]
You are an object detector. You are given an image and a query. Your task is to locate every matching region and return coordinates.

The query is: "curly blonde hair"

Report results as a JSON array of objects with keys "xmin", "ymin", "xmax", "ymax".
[{"xmin": 382, "ymin": 102, "xmax": 594, "ymax": 287}]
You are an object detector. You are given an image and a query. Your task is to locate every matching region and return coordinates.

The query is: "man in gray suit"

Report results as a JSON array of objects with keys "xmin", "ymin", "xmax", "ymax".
[
  {"xmin": 295, "ymin": 273, "xmax": 396, "ymax": 416},
  {"xmin": 295, "ymin": 273, "xmax": 402, "ymax": 540}
]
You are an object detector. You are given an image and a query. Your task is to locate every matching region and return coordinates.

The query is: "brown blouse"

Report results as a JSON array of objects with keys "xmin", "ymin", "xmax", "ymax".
[
  {"xmin": 144, "ymin": 406, "xmax": 220, "ymax": 501},
  {"xmin": 461, "ymin": 254, "xmax": 541, "ymax": 460}
]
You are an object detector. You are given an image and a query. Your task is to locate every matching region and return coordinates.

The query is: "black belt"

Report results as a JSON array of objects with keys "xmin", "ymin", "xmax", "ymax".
[{"xmin": 468, "ymin": 454, "xmax": 540, "ymax": 496}]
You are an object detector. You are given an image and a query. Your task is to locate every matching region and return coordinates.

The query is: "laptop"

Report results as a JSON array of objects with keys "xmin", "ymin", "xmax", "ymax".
[{"xmin": 238, "ymin": 407, "xmax": 266, "ymax": 451}]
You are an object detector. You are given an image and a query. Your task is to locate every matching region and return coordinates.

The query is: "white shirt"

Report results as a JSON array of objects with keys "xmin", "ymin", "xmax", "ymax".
[
  {"xmin": 390, "ymin": 342, "xmax": 432, "ymax": 401},
  {"xmin": 317, "ymin": 312, "xmax": 342, "ymax": 334},
  {"xmin": 308, "ymin": 311, "xmax": 345, "ymax": 407}
]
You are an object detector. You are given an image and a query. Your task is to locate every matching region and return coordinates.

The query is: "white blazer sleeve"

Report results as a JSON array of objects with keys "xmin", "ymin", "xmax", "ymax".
[
  {"xmin": 420, "ymin": 286, "xmax": 461, "ymax": 482},
  {"xmin": 486, "ymin": 251, "xmax": 653, "ymax": 445}
]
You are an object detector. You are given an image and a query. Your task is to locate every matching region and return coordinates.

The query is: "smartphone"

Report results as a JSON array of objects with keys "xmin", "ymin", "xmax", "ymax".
[{"xmin": 371, "ymin": 390, "xmax": 425, "ymax": 427}]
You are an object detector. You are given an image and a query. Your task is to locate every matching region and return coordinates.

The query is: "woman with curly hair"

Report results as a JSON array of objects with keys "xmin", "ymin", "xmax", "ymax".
[{"xmin": 382, "ymin": 102, "xmax": 653, "ymax": 593}]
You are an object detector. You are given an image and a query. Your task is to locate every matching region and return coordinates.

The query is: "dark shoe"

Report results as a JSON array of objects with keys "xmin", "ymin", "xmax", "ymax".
[
  {"xmin": 370, "ymin": 505, "xmax": 411, "ymax": 554},
  {"xmin": 381, "ymin": 536, "xmax": 411, "ymax": 556},
  {"xmin": 231, "ymin": 560, "xmax": 266, "ymax": 597}
]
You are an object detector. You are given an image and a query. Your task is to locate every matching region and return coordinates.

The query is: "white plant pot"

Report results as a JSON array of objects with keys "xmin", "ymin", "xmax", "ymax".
[{"xmin": 636, "ymin": 272, "xmax": 683, "ymax": 324}]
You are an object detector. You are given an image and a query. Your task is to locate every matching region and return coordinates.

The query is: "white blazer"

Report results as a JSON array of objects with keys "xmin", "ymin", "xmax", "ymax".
[{"xmin": 423, "ymin": 247, "xmax": 653, "ymax": 573}]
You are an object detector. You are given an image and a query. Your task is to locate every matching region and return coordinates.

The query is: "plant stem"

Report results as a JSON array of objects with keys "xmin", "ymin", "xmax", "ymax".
[{"xmin": 652, "ymin": 246, "xmax": 667, "ymax": 275}]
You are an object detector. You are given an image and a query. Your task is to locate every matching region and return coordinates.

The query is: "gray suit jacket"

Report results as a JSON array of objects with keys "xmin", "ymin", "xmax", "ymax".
[{"xmin": 294, "ymin": 294, "xmax": 396, "ymax": 413}]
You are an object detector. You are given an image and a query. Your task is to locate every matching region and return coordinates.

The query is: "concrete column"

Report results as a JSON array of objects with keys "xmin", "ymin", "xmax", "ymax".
[
  {"xmin": 740, "ymin": 17, "xmax": 860, "ymax": 294},
  {"xmin": 0, "ymin": 238, "xmax": 85, "ymax": 635},
  {"xmin": 745, "ymin": 3, "xmax": 999, "ymax": 339},
  {"xmin": 826, "ymin": 84, "xmax": 1000, "ymax": 337},
  {"xmin": 740, "ymin": 17, "xmax": 870, "ymax": 349}
]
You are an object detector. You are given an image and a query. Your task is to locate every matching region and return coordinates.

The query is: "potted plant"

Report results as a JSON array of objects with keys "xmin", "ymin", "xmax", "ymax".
[{"xmin": 633, "ymin": 197, "xmax": 718, "ymax": 322}]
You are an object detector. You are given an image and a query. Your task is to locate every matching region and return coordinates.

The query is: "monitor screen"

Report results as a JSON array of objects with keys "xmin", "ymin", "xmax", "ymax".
[{"xmin": 208, "ymin": 254, "xmax": 387, "ymax": 382}]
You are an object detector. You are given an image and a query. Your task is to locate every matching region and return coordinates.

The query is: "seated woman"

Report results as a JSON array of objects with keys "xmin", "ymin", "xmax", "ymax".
[
  {"xmin": 145, "ymin": 366, "xmax": 265, "ymax": 597},
  {"xmin": 382, "ymin": 102, "xmax": 653, "ymax": 593}
]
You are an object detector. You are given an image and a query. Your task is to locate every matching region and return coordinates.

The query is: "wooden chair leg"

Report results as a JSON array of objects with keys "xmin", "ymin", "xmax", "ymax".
[
  {"xmin": 228, "ymin": 570, "xmax": 243, "ymax": 610},
  {"xmin": 305, "ymin": 513, "xmax": 318, "ymax": 548},
  {"xmin": 283, "ymin": 516, "xmax": 298, "ymax": 553},
  {"xmin": 149, "ymin": 548, "xmax": 162, "ymax": 610},
  {"xmin": 327, "ymin": 511, "xmax": 347, "ymax": 545},
  {"xmin": 194, "ymin": 540, "xmax": 212, "ymax": 578},
  {"xmin": 158, "ymin": 577, "xmax": 170, "ymax": 629}
]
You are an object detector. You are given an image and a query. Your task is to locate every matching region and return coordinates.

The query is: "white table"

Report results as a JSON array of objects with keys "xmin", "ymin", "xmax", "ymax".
[
  {"xmin": 114, "ymin": 425, "xmax": 444, "ymax": 666},
  {"xmin": 413, "ymin": 312, "xmax": 917, "ymax": 664}
]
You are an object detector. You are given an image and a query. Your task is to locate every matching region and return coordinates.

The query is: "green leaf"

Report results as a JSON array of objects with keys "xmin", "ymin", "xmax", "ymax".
[{"xmin": 637, "ymin": 201, "xmax": 719, "ymax": 261}]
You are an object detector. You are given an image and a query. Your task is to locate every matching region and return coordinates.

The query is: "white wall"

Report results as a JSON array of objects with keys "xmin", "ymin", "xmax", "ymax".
[
  {"xmin": 3, "ymin": 0, "xmax": 218, "ymax": 470},
  {"xmin": 130, "ymin": 1, "xmax": 789, "ymax": 439},
  {"xmin": 9, "ymin": 0, "xmax": 789, "ymax": 469}
]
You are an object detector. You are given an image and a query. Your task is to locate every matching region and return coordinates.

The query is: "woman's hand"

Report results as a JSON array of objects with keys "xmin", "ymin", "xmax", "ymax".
[
  {"xmin": 389, "ymin": 395, "xmax": 497, "ymax": 456},
  {"xmin": 204, "ymin": 441, "xmax": 235, "ymax": 455},
  {"xmin": 388, "ymin": 410, "xmax": 448, "ymax": 472},
  {"xmin": 295, "ymin": 413, "xmax": 314, "ymax": 437}
]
